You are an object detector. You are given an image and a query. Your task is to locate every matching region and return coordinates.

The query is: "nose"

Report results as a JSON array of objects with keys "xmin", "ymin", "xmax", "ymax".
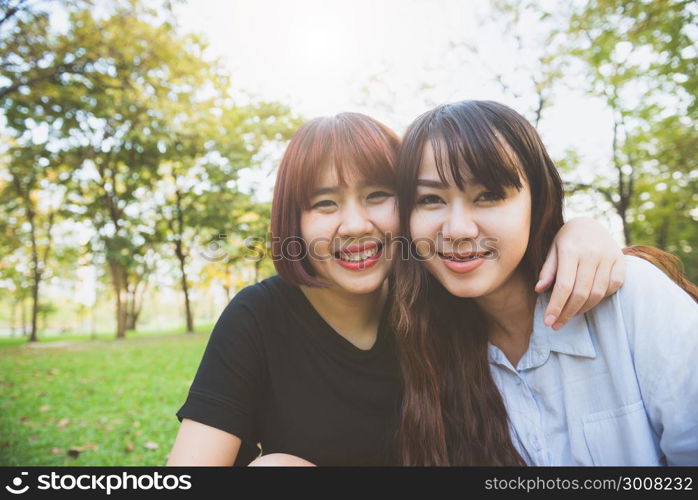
[
  {"xmin": 442, "ymin": 201, "xmax": 479, "ymax": 243},
  {"xmin": 337, "ymin": 200, "xmax": 374, "ymax": 238}
]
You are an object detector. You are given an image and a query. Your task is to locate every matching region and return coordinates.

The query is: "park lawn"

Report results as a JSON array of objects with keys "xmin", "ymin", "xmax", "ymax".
[{"xmin": 0, "ymin": 332, "xmax": 210, "ymax": 466}]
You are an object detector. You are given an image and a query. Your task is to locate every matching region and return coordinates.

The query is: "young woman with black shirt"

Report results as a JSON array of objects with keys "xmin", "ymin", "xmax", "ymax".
[{"xmin": 166, "ymin": 112, "xmax": 627, "ymax": 466}]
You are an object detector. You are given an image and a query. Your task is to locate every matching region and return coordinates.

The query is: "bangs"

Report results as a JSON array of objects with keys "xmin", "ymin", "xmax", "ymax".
[
  {"xmin": 426, "ymin": 105, "xmax": 524, "ymax": 195},
  {"xmin": 291, "ymin": 113, "xmax": 399, "ymax": 208}
]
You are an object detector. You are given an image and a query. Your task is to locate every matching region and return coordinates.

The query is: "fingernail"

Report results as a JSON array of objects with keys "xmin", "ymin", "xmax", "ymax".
[
  {"xmin": 553, "ymin": 322, "xmax": 563, "ymax": 330},
  {"xmin": 544, "ymin": 314, "xmax": 556, "ymax": 327},
  {"xmin": 535, "ymin": 280, "xmax": 543, "ymax": 290}
]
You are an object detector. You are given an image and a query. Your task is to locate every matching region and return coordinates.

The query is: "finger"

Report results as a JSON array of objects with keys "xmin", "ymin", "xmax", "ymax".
[
  {"xmin": 535, "ymin": 244, "xmax": 558, "ymax": 293},
  {"xmin": 578, "ymin": 259, "xmax": 613, "ymax": 314},
  {"xmin": 543, "ymin": 250, "xmax": 578, "ymax": 327},
  {"xmin": 552, "ymin": 257, "xmax": 598, "ymax": 330},
  {"xmin": 607, "ymin": 255, "xmax": 626, "ymax": 295}
]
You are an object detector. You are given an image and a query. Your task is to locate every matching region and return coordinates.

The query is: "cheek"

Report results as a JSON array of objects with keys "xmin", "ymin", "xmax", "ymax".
[
  {"xmin": 409, "ymin": 210, "xmax": 441, "ymax": 258},
  {"xmin": 300, "ymin": 214, "xmax": 336, "ymax": 264},
  {"xmin": 481, "ymin": 198, "xmax": 531, "ymax": 253},
  {"xmin": 300, "ymin": 213, "xmax": 336, "ymax": 243},
  {"xmin": 509, "ymin": 194, "xmax": 532, "ymax": 249},
  {"xmin": 368, "ymin": 200, "xmax": 399, "ymax": 234},
  {"xmin": 409, "ymin": 209, "xmax": 440, "ymax": 239},
  {"xmin": 298, "ymin": 213, "xmax": 314, "ymax": 243}
]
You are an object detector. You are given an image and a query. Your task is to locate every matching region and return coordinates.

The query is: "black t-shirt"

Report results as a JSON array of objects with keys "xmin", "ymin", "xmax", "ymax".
[{"xmin": 176, "ymin": 275, "xmax": 402, "ymax": 466}]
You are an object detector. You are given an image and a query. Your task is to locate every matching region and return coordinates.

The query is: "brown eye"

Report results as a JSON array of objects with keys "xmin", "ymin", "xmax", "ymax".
[
  {"xmin": 367, "ymin": 191, "xmax": 393, "ymax": 201},
  {"xmin": 417, "ymin": 194, "xmax": 445, "ymax": 205},
  {"xmin": 476, "ymin": 191, "xmax": 505, "ymax": 202},
  {"xmin": 311, "ymin": 200, "xmax": 336, "ymax": 209}
]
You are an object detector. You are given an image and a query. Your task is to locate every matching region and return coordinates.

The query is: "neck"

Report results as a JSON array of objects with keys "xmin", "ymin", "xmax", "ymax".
[
  {"xmin": 475, "ymin": 269, "xmax": 537, "ymax": 366},
  {"xmin": 300, "ymin": 279, "xmax": 388, "ymax": 350}
]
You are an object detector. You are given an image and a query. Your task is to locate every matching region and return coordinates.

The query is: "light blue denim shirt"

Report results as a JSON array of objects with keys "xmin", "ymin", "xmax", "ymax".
[{"xmin": 488, "ymin": 255, "xmax": 698, "ymax": 466}]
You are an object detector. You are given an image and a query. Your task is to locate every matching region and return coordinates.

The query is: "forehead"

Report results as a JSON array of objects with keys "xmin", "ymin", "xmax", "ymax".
[
  {"xmin": 418, "ymin": 140, "xmax": 473, "ymax": 185},
  {"xmin": 313, "ymin": 163, "xmax": 341, "ymax": 186},
  {"xmin": 312, "ymin": 162, "xmax": 386, "ymax": 189},
  {"xmin": 418, "ymin": 141, "xmax": 438, "ymax": 177}
]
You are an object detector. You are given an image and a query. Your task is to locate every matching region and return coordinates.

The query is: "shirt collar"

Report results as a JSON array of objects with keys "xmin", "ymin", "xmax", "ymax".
[
  {"xmin": 488, "ymin": 293, "xmax": 597, "ymax": 370},
  {"xmin": 534, "ymin": 293, "xmax": 597, "ymax": 359}
]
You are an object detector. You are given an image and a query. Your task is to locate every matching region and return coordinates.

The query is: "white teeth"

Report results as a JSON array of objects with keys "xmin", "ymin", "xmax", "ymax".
[
  {"xmin": 444, "ymin": 251, "xmax": 490, "ymax": 262},
  {"xmin": 337, "ymin": 246, "xmax": 380, "ymax": 262}
]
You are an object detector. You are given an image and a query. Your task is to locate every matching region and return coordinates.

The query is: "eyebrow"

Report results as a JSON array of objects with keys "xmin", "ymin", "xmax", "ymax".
[
  {"xmin": 310, "ymin": 186, "xmax": 340, "ymax": 197},
  {"xmin": 417, "ymin": 179, "xmax": 450, "ymax": 189},
  {"xmin": 309, "ymin": 182, "xmax": 389, "ymax": 198}
]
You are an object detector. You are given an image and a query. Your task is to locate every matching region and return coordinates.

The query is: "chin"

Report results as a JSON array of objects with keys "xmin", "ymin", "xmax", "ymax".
[
  {"xmin": 439, "ymin": 275, "xmax": 493, "ymax": 299},
  {"xmin": 325, "ymin": 267, "xmax": 388, "ymax": 296},
  {"xmin": 330, "ymin": 283, "xmax": 383, "ymax": 296},
  {"xmin": 444, "ymin": 285, "xmax": 483, "ymax": 298},
  {"xmin": 343, "ymin": 284, "xmax": 383, "ymax": 295}
]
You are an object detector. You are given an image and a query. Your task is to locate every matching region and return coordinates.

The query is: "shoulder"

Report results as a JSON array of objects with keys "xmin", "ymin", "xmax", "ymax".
[
  {"xmin": 623, "ymin": 254, "xmax": 675, "ymax": 286},
  {"xmin": 616, "ymin": 254, "xmax": 695, "ymax": 308},
  {"xmin": 218, "ymin": 275, "xmax": 300, "ymax": 330},
  {"xmin": 207, "ymin": 277, "xmax": 290, "ymax": 354},
  {"xmin": 608, "ymin": 255, "xmax": 698, "ymax": 349},
  {"xmin": 577, "ymin": 255, "xmax": 696, "ymax": 351},
  {"xmin": 226, "ymin": 275, "xmax": 290, "ymax": 311}
]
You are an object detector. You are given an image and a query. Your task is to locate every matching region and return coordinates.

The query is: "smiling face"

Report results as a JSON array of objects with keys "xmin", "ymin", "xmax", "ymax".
[
  {"xmin": 300, "ymin": 164, "xmax": 399, "ymax": 295},
  {"xmin": 409, "ymin": 141, "xmax": 532, "ymax": 299}
]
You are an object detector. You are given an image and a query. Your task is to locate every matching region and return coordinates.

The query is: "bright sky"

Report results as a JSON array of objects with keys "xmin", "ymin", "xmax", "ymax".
[
  {"xmin": 0, "ymin": 0, "xmax": 628, "ymax": 327},
  {"xmin": 176, "ymin": 0, "xmax": 488, "ymax": 128},
  {"xmin": 174, "ymin": 0, "xmax": 617, "ymax": 215}
]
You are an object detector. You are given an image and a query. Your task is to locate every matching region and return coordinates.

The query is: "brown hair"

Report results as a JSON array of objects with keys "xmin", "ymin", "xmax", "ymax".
[
  {"xmin": 391, "ymin": 100, "xmax": 565, "ymax": 465},
  {"xmin": 271, "ymin": 113, "xmax": 400, "ymax": 286},
  {"xmin": 623, "ymin": 245, "xmax": 698, "ymax": 301}
]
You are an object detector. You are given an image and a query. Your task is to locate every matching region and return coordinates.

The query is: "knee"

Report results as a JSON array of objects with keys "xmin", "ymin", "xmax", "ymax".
[{"xmin": 248, "ymin": 453, "xmax": 316, "ymax": 467}]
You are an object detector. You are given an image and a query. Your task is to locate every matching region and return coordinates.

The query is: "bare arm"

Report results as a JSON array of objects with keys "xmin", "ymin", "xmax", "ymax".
[
  {"xmin": 166, "ymin": 418, "xmax": 242, "ymax": 466},
  {"xmin": 536, "ymin": 217, "xmax": 625, "ymax": 329}
]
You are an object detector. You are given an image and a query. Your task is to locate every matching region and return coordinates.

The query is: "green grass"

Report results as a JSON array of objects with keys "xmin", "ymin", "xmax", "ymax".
[
  {"xmin": 0, "ymin": 331, "xmax": 210, "ymax": 465},
  {"xmin": 0, "ymin": 323, "xmax": 215, "ymax": 348}
]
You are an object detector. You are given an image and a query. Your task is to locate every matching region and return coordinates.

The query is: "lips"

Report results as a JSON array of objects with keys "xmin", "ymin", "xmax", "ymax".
[
  {"xmin": 333, "ymin": 241, "xmax": 384, "ymax": 270},
  {"xmin": 438, "ymin": 250, "xmax": 491, "ymax": 273},
  {"xmin": 438, "ymin": 250, "xmax": 492, "ymax": 261}
]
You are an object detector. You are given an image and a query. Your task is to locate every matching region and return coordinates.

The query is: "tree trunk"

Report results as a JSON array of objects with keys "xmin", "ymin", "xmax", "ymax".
[
  {"xmin": 620, "ymin": 213, "xmax": 631, "ymax": 245},
  {"xmin": 173, "ymin": 239, "xmax": 194, "ymax": 334},
  {"xmin": 28, "ymin": 214, "xmax": 40, "ymax": 342},
  {"xmin": 657, "ymin": 213, "xmax": 670, "ymax": 250},
  {"xmin": 178, "ymin": 251, "xmax": 194, "ymax": 334},
  {"xmin": 126, "ymin": 292, "xmax": 137, "ymax": 331},
  {"xmin": 126, "ymin": 278, "xmax": 147, "ymax": 332},
  {"xmin": 21, "ymin": 299, "xmax": 27, "ymax": 336},
  {"xmin": 10, "ymin": 300, "xmax": 16, "ymax": 337},
  {"xmin": 126, "ymin": 311, "xmax": 137, "ymax": 331},
  {"xmin": 618, "ymin": 199, "xmax": 631, "ymax": 246},
  {"xmin": 223, "ymin": 262, "xmax": 232, "ymax": 301},
  {"xmin": 109, "ymin": 260, "xmax": 128, "ymax": 339},
  {"xmin": 29, "ymin": 262, "xmax": 41, "ymax": 342},
  {"xmin": 91, "ymin": 300, "xmax": 97, "ymax": 340},
  {"xmin": 172, "ymin": 188, "xmax": 194, "ymax": 334}
]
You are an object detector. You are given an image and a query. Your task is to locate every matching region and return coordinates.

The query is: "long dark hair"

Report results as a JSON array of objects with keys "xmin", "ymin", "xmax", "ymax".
[{"xmin": 391, "ymin": 100, "xmax": 564, "ymax": 465}]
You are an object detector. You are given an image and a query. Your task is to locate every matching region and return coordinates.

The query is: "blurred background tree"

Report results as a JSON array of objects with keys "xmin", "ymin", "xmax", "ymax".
[
  {"xmin": 564, "ymin": 0, "xmax": 697, "ymax": 277},
  {"xmin": 0, "ymin": 0, "xmax": 694, "ymax": 468},
  {"xmin": 0, "ymin": 0, "xmax": 300, "ymax": 340},
  {"xmin": 481, "ymin": 0, "xmax": 697, "ymax": 280},
  {"xmin": 0, "ymin": 0, "xmax": 694, "ymax": 343}
]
